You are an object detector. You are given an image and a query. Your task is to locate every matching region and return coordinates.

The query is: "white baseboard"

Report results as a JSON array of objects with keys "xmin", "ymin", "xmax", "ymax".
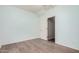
[
  {"xmin": 2, "ymin": 36, "xmax": 40, "ymax": 46},
  {"xmin": 56, "ymin": 42, "xmax": 79, "ymax": 51}
]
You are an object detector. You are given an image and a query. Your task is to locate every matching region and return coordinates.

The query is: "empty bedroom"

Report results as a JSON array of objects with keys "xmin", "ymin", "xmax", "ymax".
[{"xmin": 0, "ymin": 5, "xmax": 79, "ymax": 53}]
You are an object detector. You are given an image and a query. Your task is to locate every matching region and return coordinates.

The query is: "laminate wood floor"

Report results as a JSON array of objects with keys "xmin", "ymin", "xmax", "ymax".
[{"xmin": 0, "ymin": 38, "xmax": 79, "ymax": 53}]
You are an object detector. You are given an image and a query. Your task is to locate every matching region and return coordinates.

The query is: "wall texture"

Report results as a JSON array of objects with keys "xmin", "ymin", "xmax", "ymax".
[
  {"xmin": 40, "ymin": 6, "xmax": 79, "ymax": 50},
  {"xmin": 0, "ymin": 6, "xmax": 40, "ymax": 45}
]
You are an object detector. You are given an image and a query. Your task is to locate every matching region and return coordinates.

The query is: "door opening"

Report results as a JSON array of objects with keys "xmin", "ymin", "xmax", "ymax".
[{"xmin": 47, "ymin": 16, "xmax": 55, "ymax": 42}]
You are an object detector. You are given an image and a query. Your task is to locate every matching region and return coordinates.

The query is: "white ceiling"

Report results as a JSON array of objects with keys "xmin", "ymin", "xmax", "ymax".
[{"xmin": 15, "ymin": 5, "xmax": 55, "ymax": 13}]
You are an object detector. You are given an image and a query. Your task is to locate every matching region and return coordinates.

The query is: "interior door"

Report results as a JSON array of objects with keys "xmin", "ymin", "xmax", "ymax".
[{"xmin": 48, "ymin": 17, "xmax": 55, "ymax": 42}]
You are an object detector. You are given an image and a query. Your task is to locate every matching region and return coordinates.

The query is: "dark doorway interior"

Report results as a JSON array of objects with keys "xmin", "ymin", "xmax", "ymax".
[{"xmin": 48, "ymin": 16, "xmax": 55, "ymax": 42}]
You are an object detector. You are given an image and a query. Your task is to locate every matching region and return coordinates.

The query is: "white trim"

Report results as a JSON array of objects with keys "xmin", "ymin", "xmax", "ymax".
[
  {"xmin": 2, "ymin": 36, "xmax": 40, "ymax": 46},
  {"xmin": 56, "ymin": 42, "xmax": 79, "ymax": 51}
]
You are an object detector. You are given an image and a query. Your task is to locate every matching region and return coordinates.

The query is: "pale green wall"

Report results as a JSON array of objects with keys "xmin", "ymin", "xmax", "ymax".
[
  {"xmin": 40, "ymin": 5, "xmax": 79, "ymax": 50},
  {"xmin": 0, "ymin": 6, "xmax": 40, "ymax": 45},
  {"xmin": 55, "ymin": 6, "xmax": 79, "ymax": 50},
  {"xmin": 0, "ymin": 6, "xmax": 79, "ymax": 50}
]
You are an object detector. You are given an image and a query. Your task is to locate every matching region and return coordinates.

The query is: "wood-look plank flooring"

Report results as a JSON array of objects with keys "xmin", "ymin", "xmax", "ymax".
[{"xmin": 0, "ymin": 38, "xmax": 79, "ymax": 53}]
